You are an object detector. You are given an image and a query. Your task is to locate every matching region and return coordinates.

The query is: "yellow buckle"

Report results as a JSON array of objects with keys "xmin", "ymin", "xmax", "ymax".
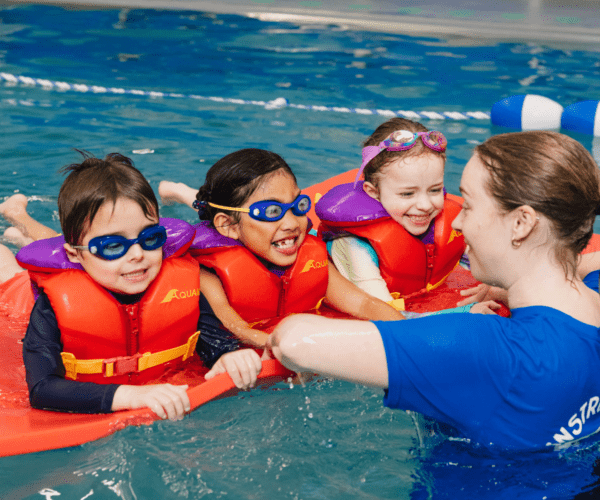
[
  {"xmin": 61, "ymin": 352, "xmax": 77, "ymax": 380},
  {"xmin": 183, "ymin": 331, "xmax": 200, "ymax": 361}
]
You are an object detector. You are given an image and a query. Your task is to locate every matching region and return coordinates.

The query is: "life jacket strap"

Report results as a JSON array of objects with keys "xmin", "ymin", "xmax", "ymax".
[
  {"xmin": 61, "ymin": 331, "xmax": 200, "ymax": 380},
  {"xmin": 387, "ymin": 295, "xmax": 406, "ymax": 311}
]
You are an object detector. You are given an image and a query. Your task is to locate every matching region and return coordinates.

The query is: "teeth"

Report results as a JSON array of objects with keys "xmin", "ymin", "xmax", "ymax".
[
  {"xmin": 273, "ymin": 238, "xmax": 295, "ymax": 249},
  {"xmin": 125, "ymin": 270, "xmax": 145, "ymax": 277}
]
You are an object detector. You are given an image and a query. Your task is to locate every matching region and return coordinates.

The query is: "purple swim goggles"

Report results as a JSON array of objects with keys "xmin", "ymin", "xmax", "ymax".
[{"xmin": 355, "ymin": 130, "xmax": 447, "ymax": 186}]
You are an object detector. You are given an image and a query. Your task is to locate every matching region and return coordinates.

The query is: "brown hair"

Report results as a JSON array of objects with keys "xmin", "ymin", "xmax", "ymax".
[
  {"xmin": 362, "ymin": 117, "xmax": 447, "ymax": 188},
  {"xmin": 474, "ymin": 131, "xmax": 600, "ymax": 277},
  {"xmin": 196, "ymin": 148, "xmax": 296, "ymax": 226},
  {"xmin": 58, "ymin": 150, "xmax": 159, "ymax": 245}
]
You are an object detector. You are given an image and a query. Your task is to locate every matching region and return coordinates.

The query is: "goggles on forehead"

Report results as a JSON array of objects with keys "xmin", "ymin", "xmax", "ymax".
[
  {"xmin": 355, "ymin": 130, "xmax": 447, "ymax": 186},
  {"xmin": 206, "ymin": 194, "xmax": 311, "ymax": 222},
  {"xmin": 72, "ymin": 225, "xmax": 167, "ymax": 261}
]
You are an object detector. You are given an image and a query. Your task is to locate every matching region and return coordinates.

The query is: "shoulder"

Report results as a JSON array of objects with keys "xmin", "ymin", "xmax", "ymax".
[{"xmin": 24, "ymin": 291, "xmax": 60, "ymax": 344}]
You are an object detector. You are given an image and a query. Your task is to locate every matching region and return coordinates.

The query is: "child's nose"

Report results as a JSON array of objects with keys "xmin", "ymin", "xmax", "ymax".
[
  {"xmin": 280, "ymin": 208, "xmax": 300, "ymax": 229},
  {"xmin": 126, "ymin": 242, "xmax": 144, "ymax": 260},
  {"xmin": 416, "ymin": 193, "xmax": 433, "ymax": 211}
]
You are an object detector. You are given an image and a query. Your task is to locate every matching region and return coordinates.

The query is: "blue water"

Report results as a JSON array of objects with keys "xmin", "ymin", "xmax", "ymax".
[{"xmin": 2, "ymin": 4, "xmax": 600, "ymax": 499}]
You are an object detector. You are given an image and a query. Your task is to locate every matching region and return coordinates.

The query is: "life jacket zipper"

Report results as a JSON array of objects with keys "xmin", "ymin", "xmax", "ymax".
[{"xmin": 277, "ymin": 276, "xmax": 290, "ymax": 318}]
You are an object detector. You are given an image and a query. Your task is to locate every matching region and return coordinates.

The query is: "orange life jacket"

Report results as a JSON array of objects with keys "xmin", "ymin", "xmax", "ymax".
[
  {"xmin": 191, "ymin": 226, "xmax": 328, "ymax": 323},
  {"xmin": 18, "ymin": 217, "xmax": 201, "ymax": 385},
  {"xmin": 317, "ymin": 185, "xmax": 465, "ymax": 296},
  {"xmin": 28, "ymin": 255, "xmax": 201, "ymax": 384}
]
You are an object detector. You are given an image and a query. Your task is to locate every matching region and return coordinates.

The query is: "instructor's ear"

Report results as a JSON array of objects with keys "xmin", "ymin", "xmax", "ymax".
[{"xmin": 511, "ymin": 205, "xmax": 539, "ymax": 243}]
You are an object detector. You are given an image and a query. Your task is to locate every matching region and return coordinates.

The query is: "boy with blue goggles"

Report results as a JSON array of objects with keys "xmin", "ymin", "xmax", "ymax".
[{"xmin": 73, "ymin": 224, "xmax": 167, "ymax": 260}]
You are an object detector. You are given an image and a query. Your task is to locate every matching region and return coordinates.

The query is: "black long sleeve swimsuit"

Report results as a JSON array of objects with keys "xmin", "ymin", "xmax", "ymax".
[{"xmin": 23, "ymin": 291, "xmax": 240, "ymax": 413}]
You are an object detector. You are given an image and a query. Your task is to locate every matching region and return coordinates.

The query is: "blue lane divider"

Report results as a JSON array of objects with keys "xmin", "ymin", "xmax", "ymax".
[{"xmin": 0, "ymin": 72, "xmax": 491, "ymax": 121}]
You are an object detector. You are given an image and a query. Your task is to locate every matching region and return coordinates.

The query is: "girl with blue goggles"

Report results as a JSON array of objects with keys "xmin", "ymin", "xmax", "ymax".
[{"xmin": 198, "ymin": 194, "xmax": 311, "ymax": 222}]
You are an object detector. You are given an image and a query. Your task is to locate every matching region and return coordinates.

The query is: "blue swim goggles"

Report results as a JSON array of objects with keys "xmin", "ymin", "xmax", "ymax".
[
  {"xmin": 73, "ymin": 225, "xmax": 167, "ymax": 260},
  {"xmin": 205, "ymin": 194, "xmax": 311, "ymax": 222}
]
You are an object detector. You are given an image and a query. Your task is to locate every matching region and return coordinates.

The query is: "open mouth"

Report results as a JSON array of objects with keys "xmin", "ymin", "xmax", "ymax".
[
  {"xmin": 272, "ymin": 236, "xmax": 299, "ymax": 255},
  {"xmin": 407, "ymin": 214, "xmax": 432, "ymax": 225}
]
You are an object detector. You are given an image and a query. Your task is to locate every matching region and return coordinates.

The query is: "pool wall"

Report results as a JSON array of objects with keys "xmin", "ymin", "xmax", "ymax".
[{"xmin": 4, "ymin": 0, "xmax": 600, "ymax": 45}]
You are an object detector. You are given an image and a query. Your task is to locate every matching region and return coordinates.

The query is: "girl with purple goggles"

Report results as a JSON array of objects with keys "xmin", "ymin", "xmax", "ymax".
[{"xmin": 356, "ymin": 129, "xmax": 447, "ymax": 187}]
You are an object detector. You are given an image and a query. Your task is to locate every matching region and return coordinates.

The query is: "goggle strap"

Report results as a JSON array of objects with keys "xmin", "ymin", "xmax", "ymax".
[
  {"xmin": 207, "ymin": 202, "xmax": 250, "ymax": 214},
  {"xmin": 354, "ymin": 146, "xmax": 382, "ymax": 188}
]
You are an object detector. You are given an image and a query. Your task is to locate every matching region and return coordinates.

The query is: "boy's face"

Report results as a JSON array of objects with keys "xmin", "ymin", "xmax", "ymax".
[{"xmin": 64, "ymin": 198, "xmax": 163, "ymax": 295}]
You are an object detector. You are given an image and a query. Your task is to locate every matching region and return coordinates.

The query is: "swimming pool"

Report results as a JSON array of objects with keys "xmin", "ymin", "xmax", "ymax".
[{"xmin": 2, "ymin": 4, "xmax": 600, "ymax": 499}]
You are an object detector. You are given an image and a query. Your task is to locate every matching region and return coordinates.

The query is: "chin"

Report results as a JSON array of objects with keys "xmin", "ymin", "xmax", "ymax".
[{"xmin": 273, "ymin": 255, "xmax": 298, "ymax": 267}]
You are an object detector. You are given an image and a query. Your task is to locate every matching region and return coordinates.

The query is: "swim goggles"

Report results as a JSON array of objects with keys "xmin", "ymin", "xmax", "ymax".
[
  {"xmin": 355, "ymin": 130, "xmax": 447, "ymax": 186},
  {"xmin": 72, "ymin": 225, "xmax": 167, "ymax": 260},
  {"xmin": 198, "ymin": 194, "xmax": 311, "ymax": 222}
]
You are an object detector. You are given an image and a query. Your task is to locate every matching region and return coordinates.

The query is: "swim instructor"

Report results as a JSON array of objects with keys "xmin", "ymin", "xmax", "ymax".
[{"xmin": 267, "ymin": 131, "xmax": 600, "ymax": 450}]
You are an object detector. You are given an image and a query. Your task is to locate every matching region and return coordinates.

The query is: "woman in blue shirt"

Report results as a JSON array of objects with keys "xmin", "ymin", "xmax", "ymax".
[{"xmin": 267, "ymin": 130, "xmax": 600, "ymax": 450}]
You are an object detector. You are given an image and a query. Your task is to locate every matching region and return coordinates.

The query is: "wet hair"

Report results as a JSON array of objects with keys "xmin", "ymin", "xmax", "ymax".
[
  {"xmin": 58, "ymin": 150, "xmax": 159, "ymax": 245},
  {"xmin": 474, "ymin": 131, "xmax": 600, "ymax": 278},
  {"xmin": 196, "ymin": 148, "xmax": 296, "ymax": 226},
  {"xmin": 362, "ymin": 117, "xmax": 447, "ymax": 188}
]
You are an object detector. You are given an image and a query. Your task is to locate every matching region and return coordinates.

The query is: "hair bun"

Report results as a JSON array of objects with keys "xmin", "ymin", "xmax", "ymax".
[{"xmin": 192, "ymin": 200, "xmax": 208, "ymax": 219}]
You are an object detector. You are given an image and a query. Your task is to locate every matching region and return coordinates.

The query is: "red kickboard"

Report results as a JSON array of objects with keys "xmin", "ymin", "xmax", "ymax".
[{"xmin": 0, "ymin": 311, "xmax": 293, "ymax": 458}]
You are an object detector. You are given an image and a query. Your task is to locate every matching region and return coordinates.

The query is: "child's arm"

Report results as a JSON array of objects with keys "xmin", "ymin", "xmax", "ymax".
[
  {"xmin": 329, "ymin": 236, "xmax": 394, "ymax": 302},
  {"xmin": 200, "ymin": 267, "xmax": 270, "ymax": 348},
  {"xmin": 23, "ymin": 292, "xmax": 189, "ymax": 419},
  {"xmin": 23, "ymin": 292, "xmax": 119, "ymax": 413},
  {"xmin": 324, "ymin": 262, "xmax": 405, "ymax": 321},
  {"xmin": 456, "ymin": 284, "xmax": 508, "ymax": 307}
]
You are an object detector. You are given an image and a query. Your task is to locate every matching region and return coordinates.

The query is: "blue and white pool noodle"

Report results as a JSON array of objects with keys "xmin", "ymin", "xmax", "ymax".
[
  {"xmin": 491, "ymin": 94, "xmax": 600, "ymax": 137},
  {"xmin": 491, "ymin": 94, "xmax": 600, "ymax": 165}
]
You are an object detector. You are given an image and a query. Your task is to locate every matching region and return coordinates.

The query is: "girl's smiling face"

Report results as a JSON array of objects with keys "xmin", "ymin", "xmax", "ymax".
[
  {"xmin": 363, "ymin": 153, "xmax": 445, "ymax": 236},
  {"xmin": 219, "ymin": 169, "xmax": 308, "ymax": 267}
]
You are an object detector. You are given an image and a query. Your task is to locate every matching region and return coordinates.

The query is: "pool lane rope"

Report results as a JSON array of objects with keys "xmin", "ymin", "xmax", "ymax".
[{"xmin": 0, "ymin": 72, "xmax": 490, "ymax": 121}]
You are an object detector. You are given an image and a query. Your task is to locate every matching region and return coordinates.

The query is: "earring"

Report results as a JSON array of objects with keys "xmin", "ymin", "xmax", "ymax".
[{"xmin": 511, "ymin": 238, "xmax": 522, "ymax": 248}]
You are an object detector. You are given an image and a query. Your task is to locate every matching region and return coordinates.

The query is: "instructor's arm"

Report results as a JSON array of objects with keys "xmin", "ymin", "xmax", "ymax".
[{"xmin": 267, "ymin": 314, "xmax": 389, "ymax": 389}]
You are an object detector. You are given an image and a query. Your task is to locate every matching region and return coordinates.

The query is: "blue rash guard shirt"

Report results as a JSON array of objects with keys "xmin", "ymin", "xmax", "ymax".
[{"xmin": 375, "ymin": 306, "xmax": 600, "ymax": 450}]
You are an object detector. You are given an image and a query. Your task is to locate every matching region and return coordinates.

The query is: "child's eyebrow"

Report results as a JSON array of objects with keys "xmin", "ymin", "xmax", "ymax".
[
  {"xmin": 259, "ymin": 190, "xmax": 301, "ymax": 203},
  {"xmin": 96, "ymin": 221, "xmax": 159, "ymax": 238},
  {"xmin": 396, "ymin": 182, "xmax": 443, "ymax": 190}
]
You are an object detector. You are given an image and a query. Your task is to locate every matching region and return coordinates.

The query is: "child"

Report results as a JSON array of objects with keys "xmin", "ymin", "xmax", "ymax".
[
  {"xmin": 161, "ymin": 148, "xmax": 404, "ymax": 371},
  {"xmin": 18, "ymin": 152, "xmax": 260, "ymax": 419},
  {"xmin": 316, "ymin": 118, "xmax": 465, "ymax": 306}
]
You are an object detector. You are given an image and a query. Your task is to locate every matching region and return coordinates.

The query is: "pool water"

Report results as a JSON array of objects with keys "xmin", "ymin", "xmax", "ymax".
[{"xmin": 2, "ymin": 4, "xmax": 600, "ymax": 499}]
